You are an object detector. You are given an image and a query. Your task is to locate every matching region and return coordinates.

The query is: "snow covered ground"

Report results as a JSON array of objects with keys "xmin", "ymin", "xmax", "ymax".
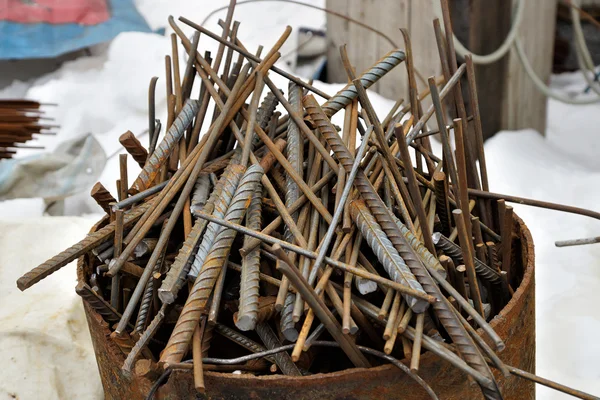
[{"xmin": 1, "ymin": 1, "xmax": 599, "ymax": 399}]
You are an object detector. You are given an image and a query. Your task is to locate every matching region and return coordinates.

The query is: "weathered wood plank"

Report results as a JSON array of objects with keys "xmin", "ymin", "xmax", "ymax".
[
  {"xmin": 327, "ymin": 0, "xmax": 558, "ymax": 137},
  {"xmin": 501, "ymin": 0, "xmax": 557, "ymax": 134},
  {"xmin": 326, "ymin": 0, "xmax": 412, "ymax": 101}
]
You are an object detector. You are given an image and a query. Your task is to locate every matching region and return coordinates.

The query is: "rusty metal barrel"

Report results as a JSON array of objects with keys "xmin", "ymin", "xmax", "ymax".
[{"xmin": 78, "ymin": 214, "xmax": 535, "ymax": 400}]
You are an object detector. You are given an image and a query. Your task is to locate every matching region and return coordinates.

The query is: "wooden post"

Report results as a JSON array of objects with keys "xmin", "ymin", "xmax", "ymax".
[
  {"xmin": 467, "ymin": 0, "xmax": 511, "ymax": 140},
  {"xmin": 326, "ymin": 0, "xmax": 558, "ymax": 138}
]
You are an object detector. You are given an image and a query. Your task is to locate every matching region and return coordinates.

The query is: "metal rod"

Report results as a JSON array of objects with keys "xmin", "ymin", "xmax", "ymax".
[
  {"xmin": 273, "ymin": 245, "xmax": 371, "ymax": 368},
  {"xmin": 309, "ymin": 125, "xmax": 373, "ymax": 282}
]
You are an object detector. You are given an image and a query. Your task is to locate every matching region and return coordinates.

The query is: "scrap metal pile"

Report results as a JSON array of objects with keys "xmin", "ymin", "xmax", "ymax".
[
  {"xmin": 15, "ymin": 5, "xmax": 598, "ymax": 400},
  {"xmin": 0, "ymin": 100, "xmax": 50, "ymax": 159}
]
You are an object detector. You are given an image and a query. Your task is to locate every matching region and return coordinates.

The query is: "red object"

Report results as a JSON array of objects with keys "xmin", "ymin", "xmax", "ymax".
[{"xmin": 0, "ymin": 0, "xmax": 110, "ymax": 26}]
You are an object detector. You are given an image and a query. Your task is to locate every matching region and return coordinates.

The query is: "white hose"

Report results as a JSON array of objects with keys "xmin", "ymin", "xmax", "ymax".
[
  {"xmin": 436, "ymin": 0, "xmax": 600, "ymax": 105},
  {"xmin": 514, "ymin": 37, "xmax": 600, "ymax": 105},
  {"xmin": 436, "ymin": 0, "xmax": 525, "ymax": 65},
  {"xmin": 570, "ymin": 0, "xmax": 600, "ymax": 97}
]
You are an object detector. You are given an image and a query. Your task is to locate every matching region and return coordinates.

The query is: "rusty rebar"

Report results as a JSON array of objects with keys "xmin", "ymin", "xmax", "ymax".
[
  {"xmin": 196, "ymin": 211, "xmax": 436, "ymax": 303},
  {"xmin": 160, "ymin": 164, "xmax": 264, "ymax": 366},
  {"xmin": 234, "ymin": 296, "xmax": 276, "ymax": 328},
  {"xmin": 256, "ymin": 322, "xmax": 301, "ymax": 376},
  {"xmin": 309, "ymin": 125, "xmax": 373, "ymax": 285},
  {"xmin": 467, "ymin": 188, "xmax": 600, "ymax": 221},
  {"xmin": 158, "ymin": 213, "xmax": 211, "ymax": 305},
  {"xmin": 236, "ymin": 185, "xmax": 263, "ymax": 331},
  {"xmin": 432, "ymin": 232, "xmax": 509, "ymax": 299},
  {"xmin": 433, "ymin": 170, "xmax": 452, "ymax": 236},
  {"xmin": 76, "ymin": 282, "xmax": 120, "ymax": 323},
  {"xmin": 17, "ymin": 201, "xmax": 152, "ymax": 291},
  {"xmin": 274, "ymin": 245, "xmax": 371, "ymax": 368},
  {"xmin": 453, "ymin": 209, "xmax": 485, "ymax": 318},
  {"xmin": 122, "ymin": 304, "xmax": 166, "ymax": 373},
  {"xmin": 499, "ymin": 201, "xmax": 514, "ymax": 283},
  {"xmin": 90, "ymin": 182, "xmax": 116, "ymax": 214},
  {"xmin": 179, "ymin": 17, "xmax": 331, "ymax": 100},
  {"xmin": 135, "ymin": 235, "xmax": 166, "ymax": 333},
  {"xmin": 350, "ymin": 200, "xmax": 429, "ymax": 313},
  {"xmin": 208, "ymin": 260, "xmax": 228, "ymax": 325},
  {"xmin": 321, "ymin": 49, "xmax": 405, "ymax": 116},
  {"xmin": 303, "ymin": 95, "xmax": 501, "ymax": 399},
  {"xmin": 130, "ymin": 99, "xmax": 199, "ymax": 194},
  {"xmin": 119, "ymin": 130, "xmax": 149, "ymax": 169},
  {"xmin": 188, "ymin": 163, "xmax": 245, "ymax": 279},
  {"xmin": 214, "ymin": 323, "xmax": 277, "ymax": 365}
]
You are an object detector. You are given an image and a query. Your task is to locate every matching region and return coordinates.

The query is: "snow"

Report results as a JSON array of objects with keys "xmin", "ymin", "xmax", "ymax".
[
  {"xmin": 0, "ymin": 0, "xmax": 599, "ymax": 399},
  {"xmin": 486, "ymin": 130, "xmax": 600, "ymax": 398}
]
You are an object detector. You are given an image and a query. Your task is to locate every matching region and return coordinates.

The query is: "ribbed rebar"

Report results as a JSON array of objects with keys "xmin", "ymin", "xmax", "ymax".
[
  {"xmin": 283, "ymin": 82, "xmax": 302, "ymax": 244},
  {"xmin": 304, "ymin": 96, "xmax": 501, "ymax": 400},
  {"xmin": 135, "ymin": 275, "xmax": 155, "ymax": 334},
  {"xmin": 119, "ymin": 130, "xmax": 149, "ymax": 169},
  {"xmin": 158, "ymin": 211, "xmax": 211, "ymax": 304},
  {"xmin": 130, "ymin": 99, "xmax": 200, "ymax": 194},
  {"xmin": 161, "ymin": 164, "xmax": 232, "ymax": 302},
  {"xmin": 160, "ymin": 165, "xmax": 264, "ymax": 366},
  {"xmin": 90, "ymin": 182, "xmax": 116, "ymax": 214},
  {"xmin": 259, "ymin": 93, "xmax": 279, "ymax": 130},
  {"xmin": 252, "ymin": 91, "xmax": 279, "ymax": 149},
  {"xmin": 190, "ymin": 173, "xmax": 211, "ymax": 217},
  {"xmin": 280, "ymin": 292, "xmax": 298, "ymax": 342},
  {"xmin": 285, "ymin": 81, "xmax": 302, "ymax": 211},
  {"xmin": 256, "ymin": 322, "xmax": 301, "ymax": 376},
  {"xmin": 236, "ymin": 185, "xmax": 263, "ymax": 331},
  {"xmin": 433, "ymin": 232, "xmax": 508, "ymax": 293},
  {"xmin": 278, "ymin": 81, "xmax": 303, "ymax": 343},
  {"xmin": 188, "ymin": 163, "xmax": 245, "ymax": 279},
  {"xmin": 76, "ymin": 282, "xmax": 120, "ymax": 323},
  {"xmin": 321, "ymin": 50, "xmax": 405, "ymax": 117},
  {"xmin": 350, "ymin": 200, "xmax": 428, "ymax": 313},
  {"xmin": 135, "ymin": 247, "xmax": 164, "ymax": 334},
  {"xmin": 392, "ymin": 213, "xmax": 447, "ymax": 279},
  {"xmin": 122, "ymin": 304, "xmax": 166, "ymax": 373},
  {"xmin": 110, "ymin": 331, "xmax": 135, "ymax": 356},
  {"xmin": 214, "ymin": 323, "xmax": 276, "ymax": 364},
  {"xmin": 17, "ymin": 201, "xmax": 152, "ymax": 291}
]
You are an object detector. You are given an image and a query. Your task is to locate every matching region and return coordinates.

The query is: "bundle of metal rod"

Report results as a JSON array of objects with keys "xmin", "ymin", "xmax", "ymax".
[
  {"xmin": 16, "ymin": 4, "xmax": 596, "ymax": 399},
  {"xmin": 0, "ymin": 100, "xmax": 54, "ymax": 159}
]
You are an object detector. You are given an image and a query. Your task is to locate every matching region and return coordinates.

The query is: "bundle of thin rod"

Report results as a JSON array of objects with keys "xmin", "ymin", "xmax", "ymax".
[
  {"xmin": 15, "ymin": 2, "xmax": 599, "ymax": 400},
  {"xmin": 0, "ymin": 100, "xmax": 53, "ymax": 159}
]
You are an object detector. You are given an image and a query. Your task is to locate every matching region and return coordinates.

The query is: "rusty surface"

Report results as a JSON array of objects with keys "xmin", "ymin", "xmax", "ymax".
[
  {"xmin": 119, "ymin": 130, "xmax": 149, "ymax": 169},
  {"xmin": 0, "ymin": 100, "xmax": 50, "ymax": 158},
  {"xmin": 90, "ymin": 182, "xmax": 117, "ymax": 214},
  {"xmin": 79, "ymin": 213, "xmax": 535, "ymax": 400},
  {"xmin": 130, "ymin": 99, "xmax": 200, "ymax": 194}
]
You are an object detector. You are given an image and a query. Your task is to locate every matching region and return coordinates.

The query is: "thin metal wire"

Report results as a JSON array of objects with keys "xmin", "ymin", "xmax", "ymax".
[{"xmin": 146, "ymin": 341, "xmax": 439, "ymax": 400}]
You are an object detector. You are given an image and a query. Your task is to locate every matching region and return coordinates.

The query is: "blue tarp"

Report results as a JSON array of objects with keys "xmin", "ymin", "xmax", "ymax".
[{"xmin": 0, "ymin": 0, "xmax": 152, "ymax": 60}]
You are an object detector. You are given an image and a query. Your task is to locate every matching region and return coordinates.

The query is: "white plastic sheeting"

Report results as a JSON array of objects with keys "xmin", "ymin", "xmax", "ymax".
[{"xmin": 0, "ymin": 1, "xmax": 599, "ymax": 399}]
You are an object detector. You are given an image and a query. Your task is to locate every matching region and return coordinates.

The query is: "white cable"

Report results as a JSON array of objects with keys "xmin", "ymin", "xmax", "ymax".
[
  {"xmin": 571, "ymin": 0, "xmax": 595, "ymax": 71},
  {"xmin": 436, "ymin": 0, "xmax": 525, "ymax": 65},
  {"xmin": 570, "ymin": 0, "xmax": 600, "ymax": 97},
  {"xmin": 512, "ymin": 0, "xmax": 600, "ymax": 105},
  {"xmin": 436, "ymin": 0, "xmax": 600, "ymax": 105},
  {"xmin": 514, "ymin": 37, "xmax": 600, "ymax": 105}
]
